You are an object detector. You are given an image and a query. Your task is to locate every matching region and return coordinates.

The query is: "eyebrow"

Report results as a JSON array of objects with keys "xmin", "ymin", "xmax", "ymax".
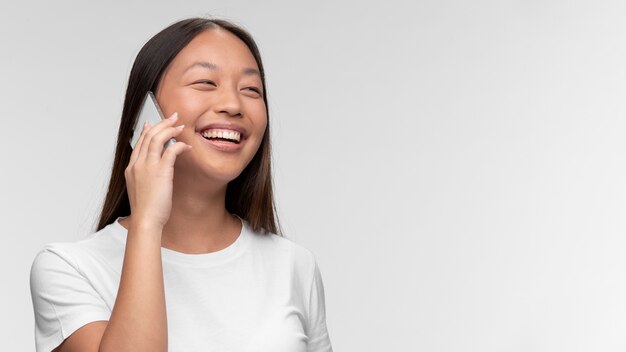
[{"xmin": 184, "ymin": 61, "xmax": 261, "ymax": 77}]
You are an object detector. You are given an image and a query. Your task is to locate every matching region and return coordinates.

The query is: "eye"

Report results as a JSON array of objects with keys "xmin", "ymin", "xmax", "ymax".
[
  {"xmin": 194, "ymin": 80, "xmax": 217, "ymax": 86},
  {"xmin": 244, "ymin": 87, "xmax": 262, "ymax": 95}
]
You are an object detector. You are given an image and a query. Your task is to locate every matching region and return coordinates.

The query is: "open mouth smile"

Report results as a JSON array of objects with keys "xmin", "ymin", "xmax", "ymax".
[{"xmin": 197, "ymin": 128, "xmax": 245, "ymax": 152}]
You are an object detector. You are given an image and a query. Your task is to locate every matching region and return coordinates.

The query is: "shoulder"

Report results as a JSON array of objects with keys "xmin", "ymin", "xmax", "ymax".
[
  {"xmin": 29, "ymin": 228, "xmax": 117, "ymax": 352},
  {"xmin": 30, "ymin": 221, "xmax": 125, "ymax": 279},
  {"xmin": 247, "ymin": 226, "xmax": 319, "ymax": 274}
]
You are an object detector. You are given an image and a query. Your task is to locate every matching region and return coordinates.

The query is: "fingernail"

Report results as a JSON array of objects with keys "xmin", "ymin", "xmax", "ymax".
[
  {"xmin": 169, "ymin": 112, "xmax": 178, "ymax": 120},
  {"xmin": 176, "ymin": 124, "xmax": 185, "ymax": 129}
]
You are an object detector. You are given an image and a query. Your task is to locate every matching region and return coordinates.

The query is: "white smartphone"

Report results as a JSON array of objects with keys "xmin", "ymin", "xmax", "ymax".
[{"xmin": 129, "ymin": 91, "xmax": 176, "ymax": 149}]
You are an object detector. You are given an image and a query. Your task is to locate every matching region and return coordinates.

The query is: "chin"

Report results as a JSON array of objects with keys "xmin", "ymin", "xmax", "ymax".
[
  {"xmin": 205, "ymin": 166, "xmax": 245, "ymax": 183},
  {"xmin": 187, "ymin": 156, "xmax": 249, "ymax": 183}
]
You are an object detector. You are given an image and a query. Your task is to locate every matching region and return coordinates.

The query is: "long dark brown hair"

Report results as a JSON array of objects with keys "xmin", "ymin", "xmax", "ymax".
[{"xmin": 96, "ymin": 17, "xmax": 281, "ymax": 236}]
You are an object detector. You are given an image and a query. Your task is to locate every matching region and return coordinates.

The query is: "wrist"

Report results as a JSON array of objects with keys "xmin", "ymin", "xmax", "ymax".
[{"xmin": 129, "ymin": 219, "xmax": 164, "ymax": 237}]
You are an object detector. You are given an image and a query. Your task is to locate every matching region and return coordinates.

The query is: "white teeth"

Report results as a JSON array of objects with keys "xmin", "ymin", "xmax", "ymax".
[{"xmin": 201, "ymin": 129, "xmax": 241, "ymax": 142}]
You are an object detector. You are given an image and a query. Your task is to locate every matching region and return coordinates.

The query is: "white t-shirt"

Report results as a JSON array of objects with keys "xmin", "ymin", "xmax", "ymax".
[{"xmin": 29, "ymin": 216, "xmax": 333, "ymax": 352}]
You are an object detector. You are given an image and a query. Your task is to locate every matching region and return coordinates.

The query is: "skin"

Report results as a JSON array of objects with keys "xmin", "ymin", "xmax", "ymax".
[{"xmin": 53, "ymin": 28, "xmax": 267, "ymax": 352}]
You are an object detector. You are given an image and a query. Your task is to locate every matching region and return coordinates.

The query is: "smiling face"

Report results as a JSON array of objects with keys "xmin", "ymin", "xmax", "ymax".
[{"xmin": 154, "ymin": 28, "xmax": 267, "ymax": 183}]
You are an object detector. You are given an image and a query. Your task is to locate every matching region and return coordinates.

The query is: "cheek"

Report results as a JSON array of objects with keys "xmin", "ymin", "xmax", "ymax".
[
  {"xmin": 247, "ymin": 120, "xmax": 267, "ymax": 157},
  {"xmin": 253, "ymin": 106, "xmax": 268, "ymax": 133},
  {"xmin": 160, "ymin": 89, "xmax": 206, "ymax": 121},
  {"xmin": 255, "ymin": 118, "xmax": 268, "ymax": 147}
]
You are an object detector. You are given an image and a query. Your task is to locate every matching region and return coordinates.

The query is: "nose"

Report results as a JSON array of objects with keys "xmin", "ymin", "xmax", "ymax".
[{"xmin": 213, "ymin": 85, "xmax": 242, "ymax": 118}]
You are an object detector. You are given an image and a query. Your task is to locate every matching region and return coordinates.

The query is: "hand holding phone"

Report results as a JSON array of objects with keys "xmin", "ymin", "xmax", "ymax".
[
  {"xmin": 130, "ymin": 91, "xmax": 177, "ymax": 150},
  {"xmin": 124, "ymin": 92, "xmax": 192, "ymax": 229}
]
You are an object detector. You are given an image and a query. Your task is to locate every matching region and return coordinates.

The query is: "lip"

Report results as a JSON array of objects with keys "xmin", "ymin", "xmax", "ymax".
[{"xmin": 196, "ymin": 122, "xmax": 248, "ymax": 140}]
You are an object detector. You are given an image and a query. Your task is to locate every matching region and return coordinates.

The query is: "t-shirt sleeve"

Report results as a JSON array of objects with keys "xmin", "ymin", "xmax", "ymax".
[
  {"xmin": 29, "ymin": 248, "xmax": 111, "ymax": 352},
  {"xmin": 306, "ymin": 258, "xmax": 333, "ymax": 352}
]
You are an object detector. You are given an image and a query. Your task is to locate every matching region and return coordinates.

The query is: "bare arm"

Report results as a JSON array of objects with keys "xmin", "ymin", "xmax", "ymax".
[
  {"xmin": 98, "ymin": 222, "xmax": 167, "ymax": 352},
  {"xmin": 54, "ymin": 112, "xmax": 189, "ymax": 352}
]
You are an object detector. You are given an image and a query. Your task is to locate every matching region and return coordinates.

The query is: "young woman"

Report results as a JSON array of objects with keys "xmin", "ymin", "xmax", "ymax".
[{"xmin": 30, "ymin": 17, "xmax": 333, "ymax": 352}]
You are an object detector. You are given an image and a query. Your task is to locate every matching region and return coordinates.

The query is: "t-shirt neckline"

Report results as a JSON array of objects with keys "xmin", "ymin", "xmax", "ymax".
[{"xmin": 110, "ymin": 215, "xmax": 251, "ymax": 267}]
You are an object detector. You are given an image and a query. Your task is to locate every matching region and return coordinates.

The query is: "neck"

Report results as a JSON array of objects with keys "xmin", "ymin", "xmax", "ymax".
[
  {"xmin": 120, "ymin": 172, "xmax": 242, "ymax": 255},
  {"xmin": 163, "ymin": 174, "xmax": 241, "ymax": 254}
]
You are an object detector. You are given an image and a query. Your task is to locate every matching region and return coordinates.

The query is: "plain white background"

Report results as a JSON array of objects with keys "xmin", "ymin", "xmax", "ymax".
[{"xmin": 2, "ymin": 0, "xmax": 626, "ymax": 351}]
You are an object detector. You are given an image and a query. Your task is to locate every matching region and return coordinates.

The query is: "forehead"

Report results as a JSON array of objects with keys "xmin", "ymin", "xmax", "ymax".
[{"xmin": 169, "ymin": 29, "xmax": 259, "ymax": 73}]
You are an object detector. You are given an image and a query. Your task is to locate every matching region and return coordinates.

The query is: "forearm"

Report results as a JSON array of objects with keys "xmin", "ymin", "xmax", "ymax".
[{"xmin": 99, "ymin": 222, "xmax": 167, "ymax": 352}]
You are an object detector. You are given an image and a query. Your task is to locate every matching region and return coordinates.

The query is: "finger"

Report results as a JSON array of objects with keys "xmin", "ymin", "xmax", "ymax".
[
  {"xmin": 129, "ymin": 121, "xmax": 152, "ymax": 166},
  {"xmin": 137, "ymin": 112, "xmax": 179, "ymax": 163},
  {"xmin": 161, "ymin": 141, "xmax": 193, "ymax": 169},
  {"xmin": 146, "ymin": 124, "xmax": 186, "ymax": 162}
]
